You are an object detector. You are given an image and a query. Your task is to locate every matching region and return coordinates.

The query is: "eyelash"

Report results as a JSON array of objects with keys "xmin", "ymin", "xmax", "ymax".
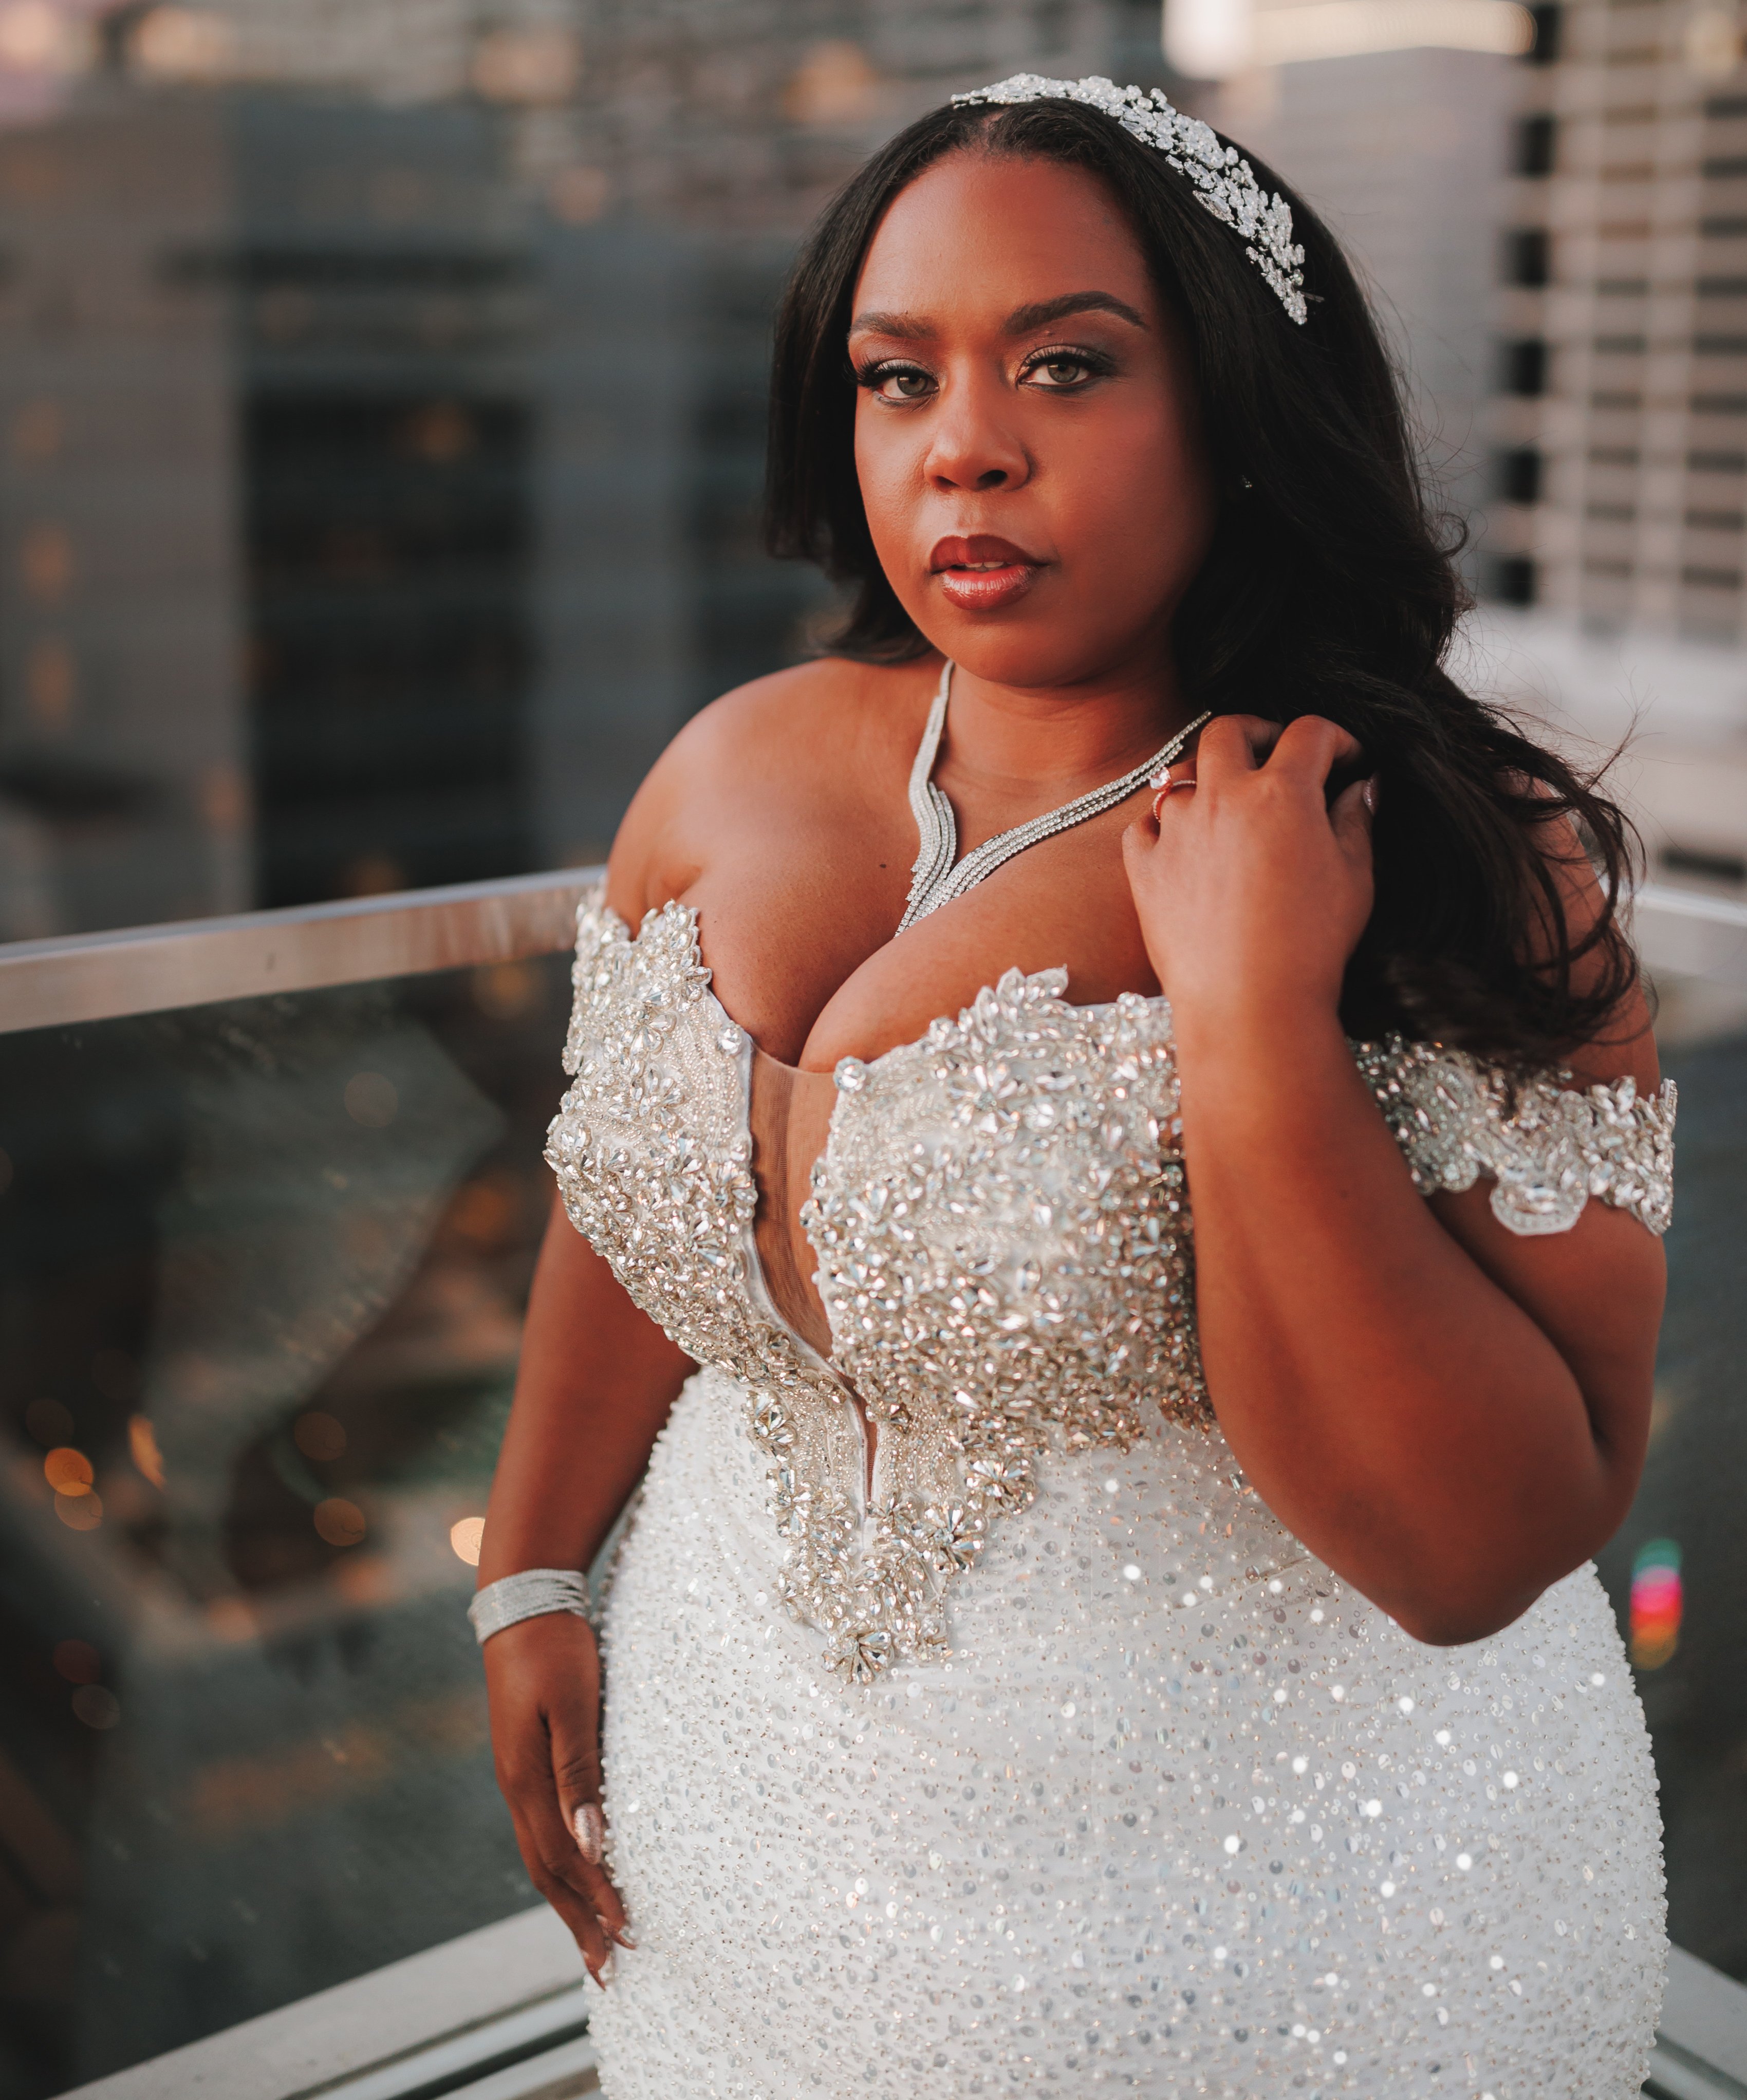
[{"xmin": 852, "ymin": 344, "xmax": 1117, "ymax": 400}]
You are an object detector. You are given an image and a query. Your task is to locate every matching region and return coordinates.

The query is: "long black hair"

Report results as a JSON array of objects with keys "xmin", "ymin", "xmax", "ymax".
[{"xmin": 765, "ymin": 97, "xmax": 1640, "ymax": 1067}]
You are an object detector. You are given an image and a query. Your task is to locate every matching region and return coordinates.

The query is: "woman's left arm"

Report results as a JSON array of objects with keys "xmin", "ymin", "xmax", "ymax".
[{"xmin": 1124, "ymin": 715, "xmax": 1666, "ymax": 1646}]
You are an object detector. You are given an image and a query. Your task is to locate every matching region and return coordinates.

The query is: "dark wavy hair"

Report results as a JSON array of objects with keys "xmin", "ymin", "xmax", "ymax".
[{"xmin": 764, "ymin": 97, "xmax": 1640, "ymax": 1066}]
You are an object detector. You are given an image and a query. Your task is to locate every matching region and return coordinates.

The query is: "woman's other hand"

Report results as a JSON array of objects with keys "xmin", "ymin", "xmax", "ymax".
[
  {"xmin": 483, "ymin": 1611, "xmax": 630, "ymax": 1985},
  {"xmin": 1122, "ymin": 714, "xmax": 1376, "ymax": 1032}
]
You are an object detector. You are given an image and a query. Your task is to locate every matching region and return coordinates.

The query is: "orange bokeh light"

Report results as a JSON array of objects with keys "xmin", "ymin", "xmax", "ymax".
[
  {"xmin": 314, "ymin": 1497, "xmax": 366, "ymax": 1548},
  {"xmin": 43, "ymin": 1446, "xmax": 92, "ymax": 1495},
  {"xmin": 449, "ymin": 1515, "xmax": 486, "ymax": 1566},
  {"xmin": 128, "ymin": 1415, "xmax": 165, "ymax": 1488},
  {"xmin": 54, "ymin": 1491, "xmax": 101, "ymax": 1531}
]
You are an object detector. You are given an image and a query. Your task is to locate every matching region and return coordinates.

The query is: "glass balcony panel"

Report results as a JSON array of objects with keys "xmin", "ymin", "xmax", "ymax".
[
  {"xmin": 1595, "ymin": 965, "xmax": 1747, "ymax": 1988},
  {"xmin": 0, "ymin": 948, "xmax": 574, "ymax": 2095}
]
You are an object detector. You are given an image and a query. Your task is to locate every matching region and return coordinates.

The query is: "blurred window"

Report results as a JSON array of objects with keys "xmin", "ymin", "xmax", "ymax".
[
  {"xmin": 1503, "ymin": 226, "xmax": 1551, "ymax": 286},
  {"xmin": 1497, "ymin": 445, "xmax": 1543, "ymax": 505},
  {"xmin": 1514, "ymin": 112, "xmax": 1557, "ymax": 176},
  {"xmin": 1491, "ymin": 553, "xmax": 1537, "ymax": 604},
  {"xmin": 1501, "ymin": 337, "xmax": 1550, "ymax": 396}
]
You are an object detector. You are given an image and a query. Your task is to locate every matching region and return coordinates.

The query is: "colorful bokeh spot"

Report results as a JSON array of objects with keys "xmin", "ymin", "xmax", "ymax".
[{"xmin": 1629, "ymin": 1538, "xmax": 1682, "ymax": 1670}]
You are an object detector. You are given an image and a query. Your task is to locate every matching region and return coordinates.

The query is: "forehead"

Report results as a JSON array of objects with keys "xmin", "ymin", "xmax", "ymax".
[{"xmin": 851, "ymin": 150, "xmax": 1156, "ymax": 319}]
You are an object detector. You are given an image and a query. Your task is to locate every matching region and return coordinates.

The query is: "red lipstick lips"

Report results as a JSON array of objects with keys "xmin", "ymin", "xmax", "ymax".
[{"xmin": 929, "ymin": 534, "xmax": 1043, "ymax": 612}]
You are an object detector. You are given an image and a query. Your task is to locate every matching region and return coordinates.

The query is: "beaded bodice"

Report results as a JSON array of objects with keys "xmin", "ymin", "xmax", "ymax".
[{"xmin": 546, "ymin": 884, "xmax": 1675, "ymax": 1682}]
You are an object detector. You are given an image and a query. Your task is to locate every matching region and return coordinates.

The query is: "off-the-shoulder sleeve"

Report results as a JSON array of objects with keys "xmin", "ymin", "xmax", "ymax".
[
  {"xmin": 1354, "ymin": 1037, "xmax": 1676, "ymax": 1237},
  {"xmin": 560, "ymin": 879, "xmax": 616, "ymax": 1077}
]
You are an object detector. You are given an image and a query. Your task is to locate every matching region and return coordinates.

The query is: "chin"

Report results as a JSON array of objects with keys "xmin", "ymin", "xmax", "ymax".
[{"xmin": 925, "ymin": 617, "xmax": 1123, "ymax": 692}]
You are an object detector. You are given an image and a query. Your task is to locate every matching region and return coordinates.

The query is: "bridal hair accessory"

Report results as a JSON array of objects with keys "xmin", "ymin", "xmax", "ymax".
[
  {"xmin": 950, "ymin": 75, "xmax": 1308, "ymax": 325},
  {"xmin": 468, "ymin": 1566, "xmax": 599, "ymax": 1643}
]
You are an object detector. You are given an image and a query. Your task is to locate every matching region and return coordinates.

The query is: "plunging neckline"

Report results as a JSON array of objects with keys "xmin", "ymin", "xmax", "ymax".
[
  {"xmin": 594, "ymin": 679, "xmax": 1203, "ymax": 1425},
  {"xmin": 597, "ymin": 894, "xmax": 1174, "ymax": 1366},
  {"xmin": 678, "ymin": 899, "xmax": 1174, "ymax": 1513}
]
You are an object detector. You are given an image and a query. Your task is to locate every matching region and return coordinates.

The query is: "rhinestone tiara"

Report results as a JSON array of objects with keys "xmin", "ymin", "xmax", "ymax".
[{"xmin": 950, "ymin": 73, "xmax": 1307, "ymax": 326}]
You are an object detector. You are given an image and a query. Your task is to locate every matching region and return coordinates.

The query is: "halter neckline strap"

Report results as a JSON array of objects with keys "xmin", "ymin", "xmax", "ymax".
[{"xmin": 898, "ymin": 661, "xmax": 1212, "ymax": 933}]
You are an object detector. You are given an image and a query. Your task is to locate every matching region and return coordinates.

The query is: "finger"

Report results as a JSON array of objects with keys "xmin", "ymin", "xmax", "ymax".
[
  {"xmin": 1193, "ymin": 714, "xmax": 1282, "ymax": 780},
  {"xmin": 1122, "ymin": 814, "xmax": 1161, "ymax": 871},
  {"xmin": 1267, "ymin": 715, "xmax": 1366, "ymax": 784},
  {"xmin": 1146, "ymin": 758, "xmax": 1198, "ymax": 824},
  {"xmin": 552, "ymin": 1733, "xmax": 634, "ymax": 1943},
  {"xmin": 509, "ymin": 1802, "xmax": 614, "ymax": 1979},
  {"xmin": 1329, "ymin": 774, "xmax": 1377, "ymax": 863},
  {"xmin": 503, "ymin": 1735, "xmax": 626, "ymax": 1936}
]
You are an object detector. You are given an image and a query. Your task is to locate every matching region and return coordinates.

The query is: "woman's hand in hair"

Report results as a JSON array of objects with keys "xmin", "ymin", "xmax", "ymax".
[{"xmin": 1121, "ymin": 713, "xmax": 1376, "ymax": 1032}]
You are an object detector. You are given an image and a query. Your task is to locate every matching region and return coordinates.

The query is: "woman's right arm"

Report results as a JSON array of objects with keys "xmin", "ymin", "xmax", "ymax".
[{"xmin": 478, "ymin": 1195, "xmax": 694, "ymax": 1981}]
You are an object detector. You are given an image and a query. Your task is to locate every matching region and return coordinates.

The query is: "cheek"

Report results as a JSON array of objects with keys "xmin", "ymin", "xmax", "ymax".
[
  {"xmin": 852, "ymin": 406, "xmax": 913, "ymax": 561},
  {"xmin": 1061, "ymin": 403, "xmax": 1211, "ymax": 566}
]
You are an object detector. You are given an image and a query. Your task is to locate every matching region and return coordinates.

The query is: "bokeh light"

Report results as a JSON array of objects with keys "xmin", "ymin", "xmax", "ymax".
[
  {"xmin": 344, "ymin": 1071, "xmax": 398, "ymax": 1127},
  {"xmin": 54, "ymin": 1491, "xmax": 101, "ymax": 1531},
  {"xmin": 1630, "ymin": 1539, "xmax": 1683, "ymax": 1670},
  {"xmin": 43, "ymin": 1445, "xmax": 92, "ymax": 1494},
  {"xmin": 314, "ymin": 1497, "xmax": 366, "ymax": 1547},
  {"xmin": 450, "ymin": 1515, "xmax": 486, "ymax": 1566},
  {"xmin": 293, "ymin": 1410, "xmax": 347, "ymax": 1462},
  {"xmin": 128, "ymin": 1414, "xmax": 165, "ymax": 1488},
  {"xmin": 71, "ymin": 1684, "xmax": 120, "ymax": 1731}
]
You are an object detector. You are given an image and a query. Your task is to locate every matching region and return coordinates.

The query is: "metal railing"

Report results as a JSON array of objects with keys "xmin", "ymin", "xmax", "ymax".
[{"xmin": 0, "ymin": 868, "xmax": 599, "ymax": 1035}]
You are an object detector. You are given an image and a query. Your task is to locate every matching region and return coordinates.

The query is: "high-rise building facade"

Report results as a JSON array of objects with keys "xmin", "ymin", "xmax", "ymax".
[
  {"xmin": 1467, "ymin": 0, "xmax": 1747, "ymax": 893},
  {"xmin": 1486, "ymin": 0, "xmax": 1747, "ymax": 639}
]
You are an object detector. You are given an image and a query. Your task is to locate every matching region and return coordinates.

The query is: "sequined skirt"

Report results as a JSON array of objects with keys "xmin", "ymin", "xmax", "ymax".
[{"xmin": 587, "ymin": 1368, "xmax": 1666, "ymax": 2099}]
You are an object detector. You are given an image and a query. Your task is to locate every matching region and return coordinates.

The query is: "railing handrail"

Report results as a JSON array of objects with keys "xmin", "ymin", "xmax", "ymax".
[
  {"xmin": 0, "ymin": 867, "xmax": 601, "ymax": 1036},
  {"xmin": 0, "ymin": 866, "xmax": 1741, "ymax": 1039}
]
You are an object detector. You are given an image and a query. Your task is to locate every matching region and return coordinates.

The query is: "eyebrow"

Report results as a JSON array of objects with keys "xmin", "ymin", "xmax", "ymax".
[{"xmin": 848, "ymin": 289, "xmax": 1148, "ymax": 338}]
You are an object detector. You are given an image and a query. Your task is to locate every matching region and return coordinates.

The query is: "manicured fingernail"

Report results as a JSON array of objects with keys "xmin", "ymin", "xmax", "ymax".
[
  {"xmin": 1361, "ymin": 776, "xmax": 1379, "ymax": 814},
  {"xmin": 612, "ymin": 1927, "xmax": 637, "ymax": 1949},
  {"xmin": 573, "ymin": 1802, "xmax": 605, "ymax": 1865}
]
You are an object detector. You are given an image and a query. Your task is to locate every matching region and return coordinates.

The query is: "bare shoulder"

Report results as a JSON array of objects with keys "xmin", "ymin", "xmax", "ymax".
[{"xmin": 606, "ymin": 656, "xmax": 939, "ymax": 919}]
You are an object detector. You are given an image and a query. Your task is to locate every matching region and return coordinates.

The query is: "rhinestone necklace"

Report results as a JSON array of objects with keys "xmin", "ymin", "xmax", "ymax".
[{"xmin": 898, "ymin": 660, "xmax": 1213, "ymax": 932}]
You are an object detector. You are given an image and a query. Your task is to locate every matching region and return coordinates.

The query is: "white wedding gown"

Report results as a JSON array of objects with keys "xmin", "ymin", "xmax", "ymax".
[{"xmin": 546, "ymin": 883, "xmax": 1674, "ymax": 2099}]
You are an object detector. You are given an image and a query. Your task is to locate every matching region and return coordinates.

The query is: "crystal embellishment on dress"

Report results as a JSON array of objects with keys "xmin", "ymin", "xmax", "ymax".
[
  {"xmin": 1356, "ymin": 1037, "xmax": 1676, "ymax": 1236},
  {"xmin": 547, "ymin": 884, "xmax": 1676, "ymax": 1683},
  {"xmin": 951, "ymin": 74, "xmax": 1309, "ymax": 324}
]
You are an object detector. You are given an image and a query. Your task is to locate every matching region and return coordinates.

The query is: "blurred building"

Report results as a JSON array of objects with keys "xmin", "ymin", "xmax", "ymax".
[
  {"xmin": 0, "ymin": 0, "xmax": 1163, "ymax": 932},
  {"xmin": 1486, "ymin": 0, "xmax": 1747, "ymax": 636},
  {"xmin": 1214, "ymin": 45, "xmax": 1517, "ymax": 544},
  {"xmin": 0, "ymin": 77, "xmax": 540, "ymax": 931},
  {"xmin": 1472, "ymin": 0, "xmax": 1747, "ymax": 890}
]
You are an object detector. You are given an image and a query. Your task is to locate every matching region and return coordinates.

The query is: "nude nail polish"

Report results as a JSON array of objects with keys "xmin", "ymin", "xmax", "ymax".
[{"xmin": 573, "ymin": 1801, "xmax": 605, "ymax": 1865}]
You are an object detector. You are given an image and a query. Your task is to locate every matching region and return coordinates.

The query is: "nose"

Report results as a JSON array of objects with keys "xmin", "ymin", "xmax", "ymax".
[{"xmin": 921, "ymin": 371, "xmax": 1030, "ymax": 494}]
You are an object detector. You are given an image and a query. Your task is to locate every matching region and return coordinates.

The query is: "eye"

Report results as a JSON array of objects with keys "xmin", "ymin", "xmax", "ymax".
[
  {"xmin": 858, "ymin": 361, "xmax": 936, "ymax": 403},
  {"xmin": 1021, "ymin": 348, "xmax": 1111, "ymax": 391}
]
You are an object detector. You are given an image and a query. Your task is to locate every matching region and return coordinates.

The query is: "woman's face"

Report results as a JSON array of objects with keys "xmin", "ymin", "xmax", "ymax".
[{"xmin": 849, "ymin": 148, "xmax": 1216, "ymax": 693}]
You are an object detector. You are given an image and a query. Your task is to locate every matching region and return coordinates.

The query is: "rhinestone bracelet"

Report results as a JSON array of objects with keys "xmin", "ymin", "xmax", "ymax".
[{"xmin": 467, "ymin": 1567, "xmax": 598, "ymax": 1645}]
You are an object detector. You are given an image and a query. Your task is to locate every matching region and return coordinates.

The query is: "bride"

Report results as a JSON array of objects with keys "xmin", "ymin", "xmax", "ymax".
[{"xmin": 472, "ymin": 78, "xmax": 1672, "ymax": 2097}]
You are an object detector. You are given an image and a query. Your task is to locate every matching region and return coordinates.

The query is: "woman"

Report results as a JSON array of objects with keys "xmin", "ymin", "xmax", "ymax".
[{"xmin": 474, "ymin": 78, "xmax": 1672, "ymax": 2097}]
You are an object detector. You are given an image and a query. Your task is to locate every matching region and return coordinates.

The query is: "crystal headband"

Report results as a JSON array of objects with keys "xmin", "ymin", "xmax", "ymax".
[{"xmin": 950, "ymin": 73, "xmax": 1307, "ymax": 326}]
